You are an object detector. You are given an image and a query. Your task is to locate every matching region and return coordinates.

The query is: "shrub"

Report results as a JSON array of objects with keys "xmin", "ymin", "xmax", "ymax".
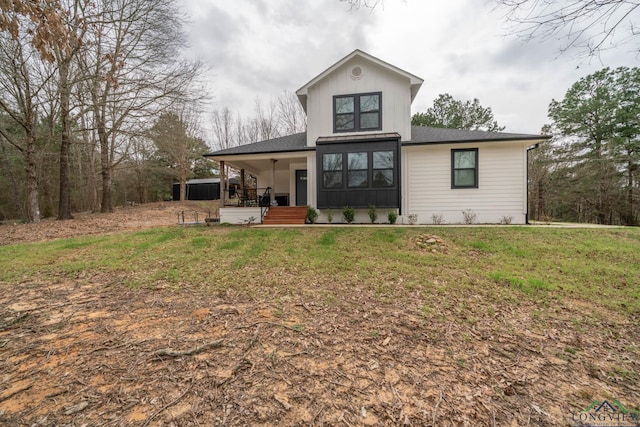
[
  {"xmin": 387, "ymin": 211, "xmax": 398, "ymax": 224},
  {"xmin": 462, "ymin": 209, "xmax": 477, "ymax": 224},
  {"xmin": 500, "ymin": 215, "xmax": 513, "ymax": 225},
  {"xmin": 327, "ymin": 210, "xmax": 333, "ymax": 223},
  {"xmin": 342, "ymin": 206, "xmax": 355, "ymax": 224},
  {"xmin": 368, "ymin": 205, "xmax": 378, "ymax": 223},
  {"xmin": 431, "ymin": 213, "xmax": 444, "ymax": 225},
  {"xmin": 407, "ymin": 214, "xmax": 418, "ymax": 225},
  {"xmin": 306, "ymin": 206, "xmax": 318, "ymax": 224}
]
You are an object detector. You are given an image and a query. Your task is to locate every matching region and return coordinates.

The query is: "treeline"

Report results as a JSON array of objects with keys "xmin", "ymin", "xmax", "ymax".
[
  {"xmin": 529, "ymin": 67, "xmax": 639, "ymax": 225},
  {"xmin": 0, "ymin": 0, "xmax": 206, "ymax": 222},
  {"xmin": 0, "ymin": 1, "xmax": 307, "ymax": 223}
]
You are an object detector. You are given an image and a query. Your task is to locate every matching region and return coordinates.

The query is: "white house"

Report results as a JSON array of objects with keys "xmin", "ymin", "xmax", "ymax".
[{"xmin": 205, "ymin": 50, "xmax": 548, "ymax": 225}]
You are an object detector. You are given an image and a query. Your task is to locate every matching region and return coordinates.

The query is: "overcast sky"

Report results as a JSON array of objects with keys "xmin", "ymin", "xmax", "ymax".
[{"xmin": 183, "ymin": 0, "xmax": 637, "ymax": 136}]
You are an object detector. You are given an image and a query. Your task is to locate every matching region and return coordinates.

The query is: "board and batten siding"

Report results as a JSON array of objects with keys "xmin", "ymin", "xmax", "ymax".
[
  {"xmin": 305, "ymin": 57, "xmax": 412, "ymax": 146},
  {"xmin": 403, "ymin": 141, "xmax": 528, "ymax": 224}
]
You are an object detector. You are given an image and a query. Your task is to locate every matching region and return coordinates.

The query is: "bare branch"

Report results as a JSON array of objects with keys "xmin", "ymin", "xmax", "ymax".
[{"xmin": 495, "ymin": 0, "xmax": 640, "ymax": 58}]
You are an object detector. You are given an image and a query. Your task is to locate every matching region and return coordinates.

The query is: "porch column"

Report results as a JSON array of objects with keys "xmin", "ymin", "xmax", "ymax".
[
  {"xmin": 240, "ymin": 169, "xmax": 246, "ymax": 202},
  {"xmin": 220, "ymin": 160, "xmax": 226, "ymax": 207},
  {"xmin": 271, "ymin": 159, "xmax": 277, "ymax": 201}
]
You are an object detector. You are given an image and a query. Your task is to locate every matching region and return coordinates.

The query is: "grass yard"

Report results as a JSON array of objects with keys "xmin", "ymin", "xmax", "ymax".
[{"xmin": 0, "ymin": 225, "xmax": 639, "ymax": 426}]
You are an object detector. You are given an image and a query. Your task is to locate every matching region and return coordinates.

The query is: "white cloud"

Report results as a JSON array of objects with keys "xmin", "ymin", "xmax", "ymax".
[{"xmin": 184, "ymin": 0, "xmax": 639, "ymax": 135}]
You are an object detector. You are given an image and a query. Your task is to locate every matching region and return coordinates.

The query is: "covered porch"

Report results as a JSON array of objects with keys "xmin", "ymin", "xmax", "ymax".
[{"xmin": 212, "ymin": 151, "xmax": 314, "ymax": 224}]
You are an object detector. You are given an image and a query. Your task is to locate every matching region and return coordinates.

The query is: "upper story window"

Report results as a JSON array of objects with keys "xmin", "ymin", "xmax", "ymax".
[
  {"xmin": 334, "ymin": 92, "xmax": 382, "ymax": 133},
  {"xmin": 451, "ymin": 148, "xmax": 478, "ymax": 188}
]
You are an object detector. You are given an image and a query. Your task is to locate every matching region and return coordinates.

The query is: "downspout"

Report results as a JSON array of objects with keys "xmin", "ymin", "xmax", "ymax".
[
  {"xmin": 397, "ymin": 137, "xmax": 402, "ymax": 215},
  {"xmin": 526, "ymin": 143, "xmax": 540, "ymax": 225}
]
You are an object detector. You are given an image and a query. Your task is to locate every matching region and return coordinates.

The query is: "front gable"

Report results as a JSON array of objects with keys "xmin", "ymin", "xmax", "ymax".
[{"xmin": 296, "ymin": 50, "xmax": 424, "ymax": 147}]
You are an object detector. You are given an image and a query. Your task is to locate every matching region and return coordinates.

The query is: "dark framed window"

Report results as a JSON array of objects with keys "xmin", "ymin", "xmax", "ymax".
[
  {"xmin": 334, "ymin": 92, "xmax": 381, "ymax": 132},
  {"xmin": 348, "ymin": 152, "xmax": 368, "ymax": 188},
  {"xmin": 316, "ymin": 138, "xmax": 400, "ymax": 209},
  {"xmin": 451, "ymin": 148, "xmax": 478, "ymax": 188},
  {"xmin": 323, "ymin": 153, "xmax": 343, "ymax": 188},
  {"xmin": 373, "ymin": 151, "xmax": 394, "ymax": 187}
]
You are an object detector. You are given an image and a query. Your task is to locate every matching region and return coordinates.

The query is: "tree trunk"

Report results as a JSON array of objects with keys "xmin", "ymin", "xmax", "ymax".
[
  {"xmin": 58, "ymin": 59, "xmax": 73, "ymax": 220},
  {"xmin": 25, "ymin": 133, "xmax": 40, "ymax": 223},
  {"xmin": 98, "ymin": 119, "xmax": 113, "ymax": 213},
  {"xmin": 626, "ymin": 155, "xmax": 636, "ymax": 226},
  {"xmin": 180, "ymin": 166, "xmax": 187, "ymax": 201}
]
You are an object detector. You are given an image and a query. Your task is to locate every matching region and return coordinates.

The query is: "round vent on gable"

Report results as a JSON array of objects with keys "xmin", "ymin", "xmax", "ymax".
[{"xmin": 350, "ymin": 66, "xmax": 363, "ymax": 80}]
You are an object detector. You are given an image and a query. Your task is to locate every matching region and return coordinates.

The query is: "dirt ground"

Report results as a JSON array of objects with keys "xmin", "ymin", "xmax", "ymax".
[
  {"xmin": 0, "ymin": 202, "xmax": 207, "ymax": 246},
  {"xmin": 0, "ymin": 203, "xmax": 638, "ymax": 426}
]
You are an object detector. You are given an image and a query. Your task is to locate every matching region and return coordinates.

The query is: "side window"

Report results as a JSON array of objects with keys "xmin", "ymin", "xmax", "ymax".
[
  {"xmin": 322, "ymin": 153, "xmax": 343, "ymax": 188},
  {"xmin": 451, "ymin": 148, "xmax": 478, "ymax": 188}
]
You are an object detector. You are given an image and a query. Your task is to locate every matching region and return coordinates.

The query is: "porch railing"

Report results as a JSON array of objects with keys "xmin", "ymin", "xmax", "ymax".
[
  {"xmin": 222, "ymin": 187, "xmax": 271, "ymax": 208},
  {"xmin": 259, "ymin": 187, "xmax": 271, "ymax": 223}
]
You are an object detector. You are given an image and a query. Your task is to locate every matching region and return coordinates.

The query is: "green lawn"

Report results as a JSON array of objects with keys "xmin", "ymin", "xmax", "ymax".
[
  {"xmin": 1, "ymin": 225, "xmax": 639, "ymax": 425},
  {"xmin": 2, "ymin": 226, "xmax": 638, "ymax": 314}
]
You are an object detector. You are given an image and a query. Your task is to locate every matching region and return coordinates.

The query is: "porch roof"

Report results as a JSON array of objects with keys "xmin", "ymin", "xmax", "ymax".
[{"xmin": 204, "ymin": 132, "xmax": 311, "ymax": 157}]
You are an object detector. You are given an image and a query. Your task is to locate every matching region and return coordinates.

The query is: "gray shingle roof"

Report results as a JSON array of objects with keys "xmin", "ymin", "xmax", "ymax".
[
  {"xmin": 204, "ymin": 132, "xmax": 310, "ymax": 157},
  {"xmin": 204, "ymin": 127, "xmax": 548, "ymax": 157},
  {"xmin": 408, "ymin": 126, "xmax": 548, "ymax": 144}
]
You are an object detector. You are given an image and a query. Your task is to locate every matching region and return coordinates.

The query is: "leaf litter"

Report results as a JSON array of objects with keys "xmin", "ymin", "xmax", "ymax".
[{"xmin": 0, "ymin": 203, "xmax": 638, "ymax": 426}]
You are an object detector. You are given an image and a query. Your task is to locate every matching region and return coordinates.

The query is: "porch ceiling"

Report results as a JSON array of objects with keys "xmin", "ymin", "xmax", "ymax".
[{"xmin": 214, "ymin": 154, "xmax": 309, "ymax": 175}]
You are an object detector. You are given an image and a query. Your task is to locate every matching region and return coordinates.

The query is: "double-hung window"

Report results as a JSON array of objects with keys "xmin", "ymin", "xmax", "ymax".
[
  {"xmin": 347, "ymin": 152, "xmax": 368, "ymax": 188},
  {"xmin": 451, "ymin": 148, "xmax": 478, "ymax": 188},
  {"xmin": 334, "ymin": 92, "xmax": 381, "ymax": 132},
  {"xmin": 322, "ymin": 153, "xmax": 343, "ymax": 188},
  {"xmin": 373, "ymin": 151, "xmax": 394, "ymax": 187}
]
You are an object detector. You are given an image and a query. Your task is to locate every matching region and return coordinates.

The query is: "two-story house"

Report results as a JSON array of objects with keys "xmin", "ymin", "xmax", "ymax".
[{"xmin": 205, "ymin": 50, "xmax": 548, "ymax": 224}]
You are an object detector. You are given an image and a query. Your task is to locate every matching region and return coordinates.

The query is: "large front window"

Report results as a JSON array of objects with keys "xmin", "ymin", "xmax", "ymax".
[
  {"xmin": 316, "ymin": 138, "xmax": 399, "ymax": 209},
  {"xmin": 334, "ymin": 92, "xmax": 381, "ymax": 132},
  {"xmin": 451, "ymin": 148, "xmax": 478, "ymax": 188}
]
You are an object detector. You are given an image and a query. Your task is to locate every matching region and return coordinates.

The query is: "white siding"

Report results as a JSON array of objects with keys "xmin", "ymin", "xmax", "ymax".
[
  {"xmin": 403, "ymin": 142, "xmax": 528, "ymax": 224},
  {"xmin": 255, "ymin": 169, "xmax": 289, "ymax": 194},
  {"xmin": 306, "ymin": 57, "xmax": 412, "ymax": 146},
  {"xmin": 220, "ymin": 207, "xmax": 262, "ymax": 225}
]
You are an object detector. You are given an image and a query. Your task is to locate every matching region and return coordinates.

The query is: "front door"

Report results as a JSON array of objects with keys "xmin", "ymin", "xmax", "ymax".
[{"xmin": 295, "ymin": 170, "xmax": 307, "ymax": 206}]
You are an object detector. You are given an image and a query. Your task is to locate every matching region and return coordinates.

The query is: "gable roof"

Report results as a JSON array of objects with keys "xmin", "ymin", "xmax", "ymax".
[
  {"xmin": 296, "ymin": 49, "xmax": 424, "ymax": 112},
  {"xmin": 204, "ymin": 127, "xmax": 548, "ymax": 158}
]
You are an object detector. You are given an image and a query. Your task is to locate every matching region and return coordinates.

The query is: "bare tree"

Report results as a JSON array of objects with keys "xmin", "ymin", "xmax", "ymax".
[
  {"xmin": 276, "ymin": 90, "xmax": 307, "ymax": 135},
  {"xmin": 495, "ymin": 0, "xmax": 640, "ymax": 58},
  {"xmin": 0, "ymin": 29, "xmax": 55, "ymax": 222},
  {"xmin": 79, "ymin": 0, "xmax": 204, "ymax": 213},
  {"xmin": 211, "ymin": 107, "xmax": 235, "ymax": 150},
  {"xmin": 53, "ymin": 0, "xmax": 90, "ymax": 220},
  {"xmin": 253, "ymin": 98, "xmax": 280, "ymax": 141},
  {"xmin": 340, "ymin": 0, "xmax": 384, "ymax": 10}
]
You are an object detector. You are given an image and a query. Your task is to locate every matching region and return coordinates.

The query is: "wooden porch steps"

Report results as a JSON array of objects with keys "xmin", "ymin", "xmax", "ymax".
[{"xmin": 262, "ymin": 206, "xmax": 307, "ymax": 225}]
